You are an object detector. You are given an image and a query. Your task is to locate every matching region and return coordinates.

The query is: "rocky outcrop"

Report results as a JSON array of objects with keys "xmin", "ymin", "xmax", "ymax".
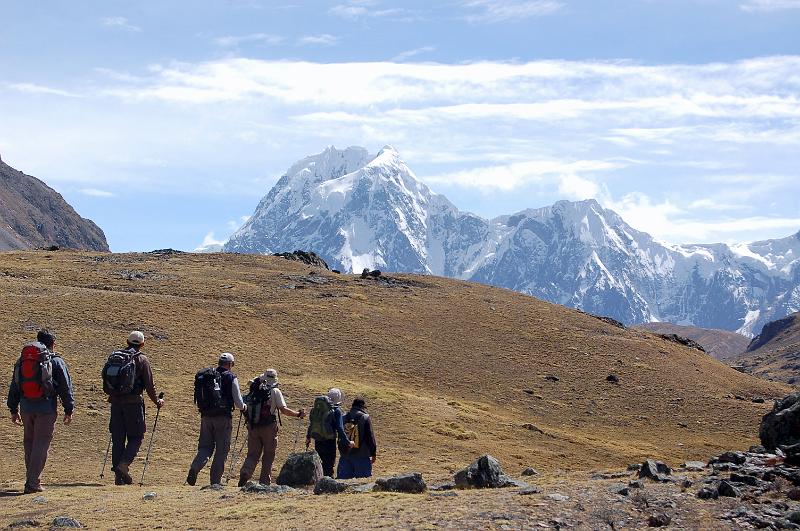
[
  {"xmin": 313, "ymin": 476, "xmax": 349, "ymax": 495},
  {"xmin": 454, "ymin": 455, "xmax": 519, "ymax": 489},
  {"xmin": 0, "ymin": 156, "xmax": 109, "ymax": 251},
  {"xmin": 760, "ymin": 393, "xmax": 800, "ymax": 450},
  {"xmin": 374, "ymin": 473, "xmax": 427, "ymax": 494},
  {"xmin": 273, "ymin": 250, "xmax": 330, "ymax": 270},
  {"xmin": 276, "ymin": 451, "xmax": 324, "ymax": 487}
]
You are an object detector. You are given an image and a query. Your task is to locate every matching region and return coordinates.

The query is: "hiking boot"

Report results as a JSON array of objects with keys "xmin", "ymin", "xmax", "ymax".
[
  {"xmin": 186, "ymin": 468, "xmax": 198, "ymax": 486},
  {"xmin": 116, "ymin": 461, "xmax": 133, "ymax": 485},
  {"xmin": 237, "ymin": 473, "xmax": 249, "ymax": 488},
  {"xmin": 23, "ymin": 484, "xmax": 44, "ymax": 494},
  {"xmin": 114, "ymin": 471, "xmax": 125, "ymax": 485}
]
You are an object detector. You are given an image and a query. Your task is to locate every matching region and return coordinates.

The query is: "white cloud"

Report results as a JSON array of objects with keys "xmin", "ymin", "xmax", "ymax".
[
  {"xmin": 427, "ymin": 159, "xmax": 625, "ymax": 191},
  {"xmin": 101, "ymin": 16, "xmax": 141, "ymax": 32},
  {"xmin": 214, "ymin": 33, "xmax": 284, "ymax": 47},
  {"xmin": 558, "ymin": 174, "xmax": 601, "ymax": 200},
  {"xmin": 297, "ymin": 34, "xmax": 340, "ymax": 46},
  {"xmin": 392, "ymin": 46, "xmax": 436, "ymax": 62},
  {"xmin": 4, "ymin": 83, "xmax": 80, "ymax": 98},
  {"xmin": 461, "ymin": 0, "xmax": 564, "ymax": 23},
  {"xmin": 194, "ymin": 232, "xmax": 226, "ymax": 252},
  {"xmin": 740, "ymin": 0, "xmax": 800, "ymax": 11},
  {"xmin": 80, "ymin": 188, "xmax": 116, "ymax": 198}
]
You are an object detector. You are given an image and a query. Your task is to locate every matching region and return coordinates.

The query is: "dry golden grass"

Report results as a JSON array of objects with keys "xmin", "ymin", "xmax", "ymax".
[{"xmin": 0, "ymin": 250, "xmax": 790, "ymax": 528}]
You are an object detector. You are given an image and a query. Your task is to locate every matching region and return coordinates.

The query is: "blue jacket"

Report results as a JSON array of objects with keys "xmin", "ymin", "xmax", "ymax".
[{"xmin": 7, "ymin": 353, "xmax": 75, "ymax": 416}]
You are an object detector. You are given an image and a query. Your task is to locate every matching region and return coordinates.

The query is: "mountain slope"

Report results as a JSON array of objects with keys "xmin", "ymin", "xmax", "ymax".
[
  {"xmin": 731, "ymin": 312, "xmax": 800, "ymax": 384},
  {"xmin": 224, "ymin": 146, "xmax": 800, "ymax": 336},
  {"xmin": 0, "ymin": 154, "xmax": 109, "ymax": 251},
  {"xmin": 635, "ymin": 322, "xmax": 750, "ymax": 360}
]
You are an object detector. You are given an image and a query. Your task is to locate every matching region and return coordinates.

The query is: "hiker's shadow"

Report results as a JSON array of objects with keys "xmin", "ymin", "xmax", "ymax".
[
  {"xmin": 0, "ymin": 490, "xmax": 25, "ymax": 497},
  {"xmin": 46, "ymin": 483, "xmax": 104, "ymax": 488}
]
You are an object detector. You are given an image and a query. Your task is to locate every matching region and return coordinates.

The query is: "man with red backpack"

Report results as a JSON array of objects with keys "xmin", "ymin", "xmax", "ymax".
[
  {"xmin": 6, "ymin": 329, "xmax": 75, "ymax": 494},
  {"xmin": 102, "ymin": 331, "xmax": 165, "ymax": 485}
]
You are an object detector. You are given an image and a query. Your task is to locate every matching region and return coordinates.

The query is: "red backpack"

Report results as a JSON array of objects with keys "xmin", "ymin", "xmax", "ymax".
[{"xmin": 14, "ymin": 342, "xmax": 55, "ymax": 400}]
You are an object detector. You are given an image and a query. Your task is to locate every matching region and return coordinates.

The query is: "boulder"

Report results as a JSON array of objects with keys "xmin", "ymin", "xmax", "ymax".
[
  {"xmin": 682, "ymin": 461, "xmax": 706, "ymax": 471},
  {"xmin": 241, "ymin": 482, "xmax": 296, "ymax": 494},
  {"xmin": 760, "ymin": 393, "xmax": 800, "ymax": 450},
  {"xmin": 374, "ymin": 473, "xmax": 427, "ymax": 494},
  {"xmin": 52, "ymin": 517, "xmax": 83, "ymax": 528},
  {"xmin": 718, "ymin": 480, "xmax": 741, "ymax": 498},
  {"xmin": 454, "ymin": 455, "xmax": 517, "ymax": 489},
  {"xmin": 521, "ymin": 467, "xmax": 539, "ymax": 476},
  {"xmin": 639, "ymin": 459, "xmax": 672, "ymax": 482},
  {"xmin": 273, "ymin": 251, "xmax": 330, "ymax": 270},
  {"xmin": 276, "ymin": 451, "xmax": 324, "ymax": 487},
  {"xmin": 606, "ymin": 374, "xmax": 620, "ymax": 384},
  {"xmin": 314, "ymin": 476, "xmax": 349, "ymax": 495},
  {"xmin": 648, "ymin": 512, "xmax": 672, "ymax": 527},
  {"xmin": 783, "ymin": 443, "xmax": 800, "ymax": 466},
  {"xmin": 697, "ymin": 486, "xmax": 719, "ymax": 500}
]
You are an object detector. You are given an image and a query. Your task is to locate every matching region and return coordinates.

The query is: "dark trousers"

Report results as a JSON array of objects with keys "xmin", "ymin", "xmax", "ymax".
[
  {"xmin": 337, "ymin": 454, "xmax": 372, "ymax": 479},
  {"xmin": 22, "ymin": 412, "xmax": 57, "ymax": 489},
  {"xmin": 190, "ymin": 415, "xmax": 233, "ymax": 485},
  {"xmin": 110, "ymin": 402, "xmax": 146, "ymax": 468},
  {"xmin": 314, "ymin": 438, "xmax": 337, "ymax": 477}
]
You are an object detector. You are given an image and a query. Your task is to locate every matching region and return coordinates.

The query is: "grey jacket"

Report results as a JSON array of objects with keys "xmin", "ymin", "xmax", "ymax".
[{"xmin": 7, "ymin": 353, "xmax": 75, "ymax": 416}]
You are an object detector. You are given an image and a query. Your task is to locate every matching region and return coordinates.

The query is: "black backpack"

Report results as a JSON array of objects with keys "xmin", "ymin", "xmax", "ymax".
[
  {"xmin": 245, "ymin": 379, "xmax": 279, "ymax": 427},
  {"xmin": 102, "ymin": 349, "xmax": 138, "ymax": 396},
  {"xmin": 194, "ymin": 367, "xmax": 225, "ymax": 413}
]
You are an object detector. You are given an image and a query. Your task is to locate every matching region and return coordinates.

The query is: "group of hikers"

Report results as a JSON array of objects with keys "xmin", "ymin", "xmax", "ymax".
[{"xmin": 6, "ymin": 329, "xmax": 378, "ymax": 493}]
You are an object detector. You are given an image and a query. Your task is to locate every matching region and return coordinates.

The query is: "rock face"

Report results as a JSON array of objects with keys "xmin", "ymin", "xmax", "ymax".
[
  {"xmin": 0, "ymin": 157, "xmax": 109, "ymax": 251},
  {"xmin": 224, "ymin": 146, "xmax": 800, "ymax": 336},
  {"xmin": 760, "ymin": 393, "xmax": 800, "ymax": 450},
  {"xmin": 454, "ymin": 455, "xmax": 517, "ymax": 489},
  {"xmin": 732, "ymin": 312, "xmax": 800, "ymax": 384},
  {"xmin": 374, "ymin": 473, "xmax": 427, "ymax": 494},
  {"xmin": 639, "ymin": 459, "xmax": 673, "ymax": 482},
  {"xmin": 276, "ymin": 451, "xmax": 324, "ymax": 487},
  {"xmin": 313, "ymin": 476, "xmax": 349, "ymax": 495}
]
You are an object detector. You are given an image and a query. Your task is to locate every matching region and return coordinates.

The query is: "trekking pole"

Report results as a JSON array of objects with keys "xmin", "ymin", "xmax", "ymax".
[
  {"xmin": 226, "ymin": 411, "xmax": 244, "ymax": 481},
  {"xmin": 139, "ymin": 392, "xmax": 164, "ymax": 486},
  {"xmin": 292, "ymin": 415, "xmax": 301, "ymax": 453},
  {"xmin": 99, "ymin": 433, "xmax": 112, "ymax": 479},
  {"xmin": 226, "ymin": 427, "xmax": 248, "ymax": 484}
]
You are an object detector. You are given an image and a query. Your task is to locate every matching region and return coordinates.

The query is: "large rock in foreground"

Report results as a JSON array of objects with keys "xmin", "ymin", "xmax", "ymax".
[
  {"xmin": 760, "ymin": 393, "xmax": 800, "ymax": 450},
  {"xmin": 374, "ymin": 473, "xmax": 427, "ymax": 494},
  {"xmin": 454, "ymin": 455, "xmax": 518, "ymax": 489},
  {"xmin": 276, "ymin": 451, "xmax": 324, "ymax": 487}
]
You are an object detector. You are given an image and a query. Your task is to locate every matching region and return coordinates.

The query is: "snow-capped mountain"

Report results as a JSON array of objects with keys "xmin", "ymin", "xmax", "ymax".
[{"xmin": 224, "ymin": 146, "xmax": 800, "ymax": 336}]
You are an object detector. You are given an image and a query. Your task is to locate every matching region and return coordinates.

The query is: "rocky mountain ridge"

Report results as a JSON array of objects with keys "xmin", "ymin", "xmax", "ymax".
[
  {"xmin": 224, "ymin": 146, "xmax": 800, "ymax": 336},
  {"xmin": 0, "ymin": 154, "xmax": 109, "ymax": 252},
  {"xmin": 635, "ymin": 322, "xmax": 751, "ymax": 360}
]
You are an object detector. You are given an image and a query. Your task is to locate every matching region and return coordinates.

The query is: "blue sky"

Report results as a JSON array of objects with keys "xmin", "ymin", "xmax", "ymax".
[{"xmin": 1, "ymin": 0, "xmax": 799, "ymax": 252}]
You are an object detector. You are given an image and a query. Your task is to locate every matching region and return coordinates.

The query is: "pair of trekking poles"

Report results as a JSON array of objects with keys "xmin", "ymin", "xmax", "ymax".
[{"xmin": 99, "ymin": 392, "xmax": 165, "ymax": 486}]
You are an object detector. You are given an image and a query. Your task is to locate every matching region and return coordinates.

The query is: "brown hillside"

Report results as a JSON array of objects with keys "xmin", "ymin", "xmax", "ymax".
[
  {"xmin": 0, "ymin": 251, "xmax": 790, "ymax": 528},
  {"xmin": 0, "ymin": 156, "xmax": 109, "ymax": 251},
  {"xmin": 731, "ymin": 312, "xmax": 800, "ymax": 384},
  {"xmin": 635, "ymin": 322, "xmax": 750, "ymax": 360}
]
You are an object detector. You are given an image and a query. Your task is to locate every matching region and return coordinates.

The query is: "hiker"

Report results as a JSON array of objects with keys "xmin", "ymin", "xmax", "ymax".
[
  {"xmin": 186, "ymin": 353, "xmax": 247, "ymax": 486},
  {"xmin": 305, "ymin": 388, "xmax": 354, "ymax": 477},
  {"xmin": 337, "ymin": 398, "xmax": 377, "ymax": 480},
  {"xmin": 238, "ymin": 368, "xmax": 305, "ymax": 486},
  {"xmin": 102, "ymin": 331, "xmax": 164, "ymax": 485},
  {"xmin": 7, "ymin": 330, "xmax": 75, "ymax": 494}
]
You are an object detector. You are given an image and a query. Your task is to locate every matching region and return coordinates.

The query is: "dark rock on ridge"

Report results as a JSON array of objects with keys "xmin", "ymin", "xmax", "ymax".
[{"xmin": 273, "ymin": 250, "xmax": 330, "ymax": 269}]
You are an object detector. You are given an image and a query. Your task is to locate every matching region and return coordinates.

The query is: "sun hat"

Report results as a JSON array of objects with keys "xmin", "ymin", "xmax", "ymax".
[{"xmin": 128, "ymin": 331, "xmax": 145, "ymax": 346}]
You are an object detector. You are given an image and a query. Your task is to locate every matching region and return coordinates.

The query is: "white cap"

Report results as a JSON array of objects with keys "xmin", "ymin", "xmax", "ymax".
[
  {"xmin": 264, "ymin": 368, "xmax": 278, "ymax": 381},
  {"xmin": 327, "ymin": 388, "xmax": 342, "ymax": 405},
  {"xmin": 219, "ymin": 352, "xmax": 235, "ymax": 364},
  {"xmin": 128, "ymin": 331, "xmax": 145, "ymax": 346}
]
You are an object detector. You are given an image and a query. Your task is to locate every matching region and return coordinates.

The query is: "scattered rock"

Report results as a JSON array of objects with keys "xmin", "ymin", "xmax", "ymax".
[
  {"xmin": 718, "ymin": 480, "xmax": 741, "ymax": 498},
  {"xmin": 783, "ymin": 443, "xmax": 800, "ymax": 466},
  {"xmin": 648, "ymin": 512, "xmax": 672, "ymax": 527},
  {"xmin": 276, "ymin": 451, "xmax": 324, "ymax": 487},
  {"xmin": 360, "ymin": 268, "xmax": 382, "ymax": 279},
  {"xmin": 544, "ymin": 375, "xmax": 560, "ymax": 382},
  {"xmin": 682, "ymin": 461, "xmax": 706, "ymax": 471},
  {"xmin": 606, "ymin": 374, "xmax": 620, "ymax": 384},
  {"xmin": 639, "ymin": 459, "xmax": 672, "ymax": 482},
  {"xmin": 143, "ymin": 492, "xmax": 157, "ymax": 500},
  {"xmin": 522, "ymin": 424, "xmax": 545, "ymax": 434},
  {"xmin": 523, "ymin": 389, "xmax": 535, "ymax": 395},
  {"xmin": 713, "ymin": 451, "xmax": 747, "ymax": 465},
  {"xmin": 519, "ymin": 486, "xmax": 541, "ymax": 496},
  {"xmin": 430, "ymin": 483, "xmax": 456, "ymax": 491},
  {"xmin": 627, "ymin": 463, "xmax": 643, "ymax": 472},
  {"xmin": 201, "ymin": 484, "xmax": 224, "ymax": 491},
  {"xmin": 374, "ymin": 473, "xmax": 427, "ymax": 494},
  {"xmin": 521, "ymin": 467, "xmax": 539, "ymax": 476},
  {"xmin": 241, "ymin": 482, "xmax": 296, "ymax": 494},
  {"xmin": 314, "ymin": 476, "xmax": 349, "ymax": 495},
  {"xmin": 753, "ymin": 397, "xmax": 766, "ymax": 404},
  {"xmin": 430, "ymin": 491, "xmax": 459, "ymax": 498},
  {"xmin": 8, "ymin": 520, "xmax": 40, "ymax": 528},
  {"xmin": 612, "ymin": 484, "xmax": 630, "ymax": 496},
  {"xmin": 629, "ymin": 480, "xmax": 645, "ymax": 489},
  {"xmin": 547, "ymin": 493, "xmax": 570, "ymax": 502},
  {"xmin": 454, "ymin": 455, "xmax": 517, "ymax": 489},
  {"xmin": 788, "ymin": 511, "xmax": 800, "ymax": 525},
  {"xmin": 787, "ymin": 487, "xmax": 800, "ymax": 501},
  {"xmin": 730, "ymin": 472, "xmax": 760, "ymax": 486},
  {"xmin": 274, "ymin": 250, "xmax": 330, "ymax": 269},
  {"xmin": 31, "ymin": 496, "xmax": 47, "ymax": 504},
  {"xmin": 760, "ymin": 393, "xmax": 800, "ymax": 450},
  {"xmin": 51, "ymin": 517, "xmax": 83, "ymax": 528},
  {"xmin": 681, "ymin": 479, "xmax": 694, "ymax": 489},
  {"xmin": 697, "ymin": 486, "xmax": 719, "ymax": 500},
  {"xmin": 657, "ymin": 333, "xmax": 705, "ymax": 351}
]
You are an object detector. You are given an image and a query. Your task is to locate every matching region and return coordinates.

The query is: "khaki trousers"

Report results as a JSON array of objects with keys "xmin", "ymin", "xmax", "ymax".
[{"xmin": 239, "ymin": 422, "xmax": 279, "ymax": 484}]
